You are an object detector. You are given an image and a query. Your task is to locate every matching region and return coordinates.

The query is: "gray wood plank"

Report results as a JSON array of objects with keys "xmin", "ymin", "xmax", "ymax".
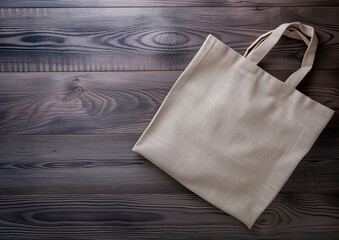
[
  {"xmin": 0, "ymin": 0, "xmax": 338, "ymax": 7},
  {"xmin": 0, "ymin": 134, "xmax": 338, "ymax": 195},
  {"xmin": 0, "ymin": 71, "xmax": 337, "ymax": 135},
  {"xmin": 0, "ymin": 194, "xmax": 338, "ymax": 239},
  {"xmin": 0, "ymin": 7, "xmax": 338, "ymax": 71}
]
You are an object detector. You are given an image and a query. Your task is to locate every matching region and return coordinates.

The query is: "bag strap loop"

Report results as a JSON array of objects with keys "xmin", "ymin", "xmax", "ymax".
[{"xmin": 243, "ymin": 22, "xmax": 318, "ymax": 88}]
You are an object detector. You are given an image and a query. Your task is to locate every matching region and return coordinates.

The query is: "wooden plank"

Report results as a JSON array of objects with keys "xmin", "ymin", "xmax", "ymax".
[
  {"xmin": 0, "ymin": 134, "xmax": 338, "ymax": 195},
  {"xmin": 0, "ymin": 7, "xmax": 338, "ymax": 72},
  {"xmin": 0, "ymin": 194, "xmax": 338, "ymax": 239},
  {"xmin": 0, "ymin": 0, "xmax": 338, "ymax": 7},
  {"xmin": 0, "ymin": 134, "xmax": 186, "ymax": 195},
  {"xmin": 0, "ymin": 71, "xmax": 337, "ymax": 135},
  {"xmin": 0, "ymin": 71, "xmax": 175, "ymax": 134}
]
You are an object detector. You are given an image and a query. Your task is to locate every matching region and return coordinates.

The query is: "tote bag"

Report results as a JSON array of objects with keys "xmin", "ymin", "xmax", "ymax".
[{"xmin": 132, "ymin": 22, "xmax": 335, "ymax": 229}]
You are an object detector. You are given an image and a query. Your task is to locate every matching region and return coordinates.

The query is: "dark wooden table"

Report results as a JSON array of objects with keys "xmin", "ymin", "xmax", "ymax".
[{"xmin": 0, "ymin": 0, "xmax": 338, "ymax": 239}]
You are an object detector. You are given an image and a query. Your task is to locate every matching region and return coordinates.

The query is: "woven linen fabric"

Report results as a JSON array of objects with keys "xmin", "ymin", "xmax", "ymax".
[{"xmin": 132, "ymin": 22, "xmax": 335, "ymax": 229}]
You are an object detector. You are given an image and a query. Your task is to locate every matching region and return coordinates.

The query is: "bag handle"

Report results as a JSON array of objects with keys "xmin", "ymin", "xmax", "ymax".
[{"xmin": 243, "ymin": 22, "xmax": 318, "ymax": 88}]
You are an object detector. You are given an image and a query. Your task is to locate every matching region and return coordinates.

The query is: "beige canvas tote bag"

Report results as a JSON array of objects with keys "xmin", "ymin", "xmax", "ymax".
[{"xmin": 132, "ymin": 22, "xmax": 335, "ymax": 229}]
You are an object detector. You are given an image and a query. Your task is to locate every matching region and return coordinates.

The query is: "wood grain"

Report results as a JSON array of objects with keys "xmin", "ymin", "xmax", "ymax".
[
  {"xmin": 0, "ymin": 7, "xmax": 338, "ymax": 72},
  {"xmin": 0, "ymin": 134, "xmax": 338, "ymax": 195},
  {"xmin": 0, "ymin": 194, "xmax": 338, "ymax": 239},
  {"xmin": 0, "ymin": 71, "xmax": 337, "ymax": 135},
  {"xmin": 0, "ymin": 1, "xmax": 338, "ymax": 238},
  {"xmin": 0, "ymin": 0, "xmax": 338, "ymax": 7}
]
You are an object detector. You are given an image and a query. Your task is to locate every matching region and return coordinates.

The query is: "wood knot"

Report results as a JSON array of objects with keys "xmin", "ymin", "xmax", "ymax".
[{"xmin": 64, "ymin": 86, "xmax": 85, "ymax": 102}]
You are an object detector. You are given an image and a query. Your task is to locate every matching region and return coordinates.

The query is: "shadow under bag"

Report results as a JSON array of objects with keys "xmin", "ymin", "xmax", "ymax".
[{"xmin": 132, "ymin": 22, "xmax": 335, "ymax": 229}]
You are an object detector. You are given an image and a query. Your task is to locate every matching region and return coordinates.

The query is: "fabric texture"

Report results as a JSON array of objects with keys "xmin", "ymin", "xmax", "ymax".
[{"xmin": 132, "ymin": 22, "xmax": 335, "ymax": 229}]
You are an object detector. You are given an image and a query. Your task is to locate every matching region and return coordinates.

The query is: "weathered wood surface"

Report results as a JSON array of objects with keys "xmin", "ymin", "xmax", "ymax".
[
  {"xmin": 0, "ymin": 71, "xmax": 337, "ymax": 135},
  {"xmin": 0, "ymin": 194, "xmax": 338, "ymax": 239},
  {"xmin": 0, "ymin": 1, "xmax": 338, "ymax": 239},
  {"xmin": 0, "ymin": 134, "xmax": 338, "ymax": 195},
  {"xmin": 0, "ymin": 7, "xmax": 338, "ymax": 72},
  {"xmin": 0, "ymin": 0, "xmax": 338, "ymax": 7}
]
